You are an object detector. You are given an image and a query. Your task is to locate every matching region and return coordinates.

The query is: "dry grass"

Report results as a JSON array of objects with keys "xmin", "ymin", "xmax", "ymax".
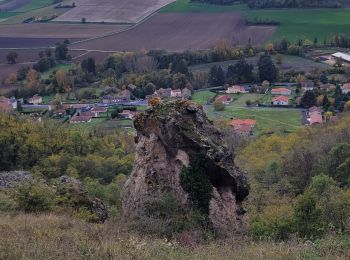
[
  {"xmin": 0, "ymin": 214, "xmax": 350, "ymax": 260},
  {"xmin": 1, "ymin": 213, "xmax": 349, "ymax": 259}
]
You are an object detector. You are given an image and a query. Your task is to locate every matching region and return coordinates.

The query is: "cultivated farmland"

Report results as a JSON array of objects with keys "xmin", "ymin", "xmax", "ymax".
[
  {"xmin": 71, "ymin": 13, "xmax": 275, "ymax": 52},
  {"xmin": 53, "ymin": 0, "xmax": 176, "ymax": 23}
]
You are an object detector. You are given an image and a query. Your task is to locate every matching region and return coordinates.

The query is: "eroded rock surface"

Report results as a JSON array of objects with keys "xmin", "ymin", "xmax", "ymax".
[{"xmin": 122, "ymin": 100, "xmax": 249, "ymax": 234}]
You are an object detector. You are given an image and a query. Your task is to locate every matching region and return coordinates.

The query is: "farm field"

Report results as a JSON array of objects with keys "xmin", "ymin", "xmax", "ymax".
[
  {"xmin": 53, "ymin": 0, "xmax": 176, "ymax": 23},
  {"xmin": 71, "ymin": 13, "xmax": 275, "ymax": 52},
  {"xmin": 161, "ymin": 1, "xmax": 350, "ymax": 42},
  {"xmin": 190, "ymin": 54, "xmax": 328, "ymax": 73},
  {"xmin": 0, "ymin": 0, "xmax": 30, "ymax": 11},
  {"xmin": 0, "ymin": 23, "xmax": 128, "ymax": 39}
]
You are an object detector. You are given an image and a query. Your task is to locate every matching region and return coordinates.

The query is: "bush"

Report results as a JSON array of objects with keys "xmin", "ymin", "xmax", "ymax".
[
  {"xmin": 213, "ymin": 100, "xmax": 225, "ymax": 111},
  {"xmin": 15, "ymin": 182, "xmax": 54, "ymax": 212},
  {"xmin": 0, "ymin": 192, "xmax": 17, "ymax": 212},
  {"xmin": 180, "ymin": 158, "xmax": 213, "ymax": 215}
]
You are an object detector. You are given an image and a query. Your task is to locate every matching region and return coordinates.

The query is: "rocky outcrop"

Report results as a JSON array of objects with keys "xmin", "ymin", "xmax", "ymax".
[
  {"xmin": 0, "ymin": 171, "xmax": 32, "ymax": 189},
  {"xmin": 122, "ymin": 100, "xmax": 249, "ymax": 234}
]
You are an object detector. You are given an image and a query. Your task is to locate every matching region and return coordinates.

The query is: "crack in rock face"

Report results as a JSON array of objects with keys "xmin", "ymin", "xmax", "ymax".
[{"xmin": 122, "ymin": 100, "xmax": 249, "ymax": 235}]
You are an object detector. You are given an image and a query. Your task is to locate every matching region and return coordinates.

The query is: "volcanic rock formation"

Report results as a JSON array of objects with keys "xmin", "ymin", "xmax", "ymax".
[{"xmin": 122, "ymin": 100, "xmax": 249, "ymax": 234}]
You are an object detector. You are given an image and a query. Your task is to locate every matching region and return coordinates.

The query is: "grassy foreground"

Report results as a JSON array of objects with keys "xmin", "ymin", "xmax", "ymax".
[{"xmin": 1, "ymin": 213, "xmax": 349, "ymax": 260}]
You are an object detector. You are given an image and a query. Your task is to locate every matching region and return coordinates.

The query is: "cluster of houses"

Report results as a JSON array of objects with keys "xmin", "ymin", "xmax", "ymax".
[
  {"xmin": 271, "ymin": 87, "xmax": 292, "ymax": 106},
  {"xmin": 69, "ymin": 106, "xmax": 107, "ymax": 124}
]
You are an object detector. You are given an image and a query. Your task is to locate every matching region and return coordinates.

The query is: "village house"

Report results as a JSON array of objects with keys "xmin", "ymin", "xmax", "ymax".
[
  {"xmin": 271, "ymin": 88, "xmax": 292, "ymax": 95},
  {"xmin": 215, "ymin": 95, "xmax": 232, "ymax": 105},
  {"xmin": 91, "ymin": 107, "xmax": 107, "ymax": 117},
  {"xmin": 272, "ymin": 96, "xmax": 289, "ymax": 106},
  {"xmin": 309, "ymin": 112, "xmax": 323, "ymax": 125},
  {"xmin": 341, "ymin": 83, "xmax": 350, "ymax": 94},
  {"xmin": 301, "ymin": 81, "xmax": 314, "ymax": 91},
  {"xmin": 226, "ymin": 85, "xmax": 248, "ymax": 94},
  {"xmin": 0, "ymin": 96, "xmax": 12, "ymax": 113},
  {"xmin": 308, "ymin": 106, "xmax": 323, "ymax": 125},
  {"xmin": 154, "ymin": 88, "xmax": 172, "ymax": 99},
  {"xmin": 53, "ymin": 109, "xmax": 67, "ymax": 117},
  {"xmin": 70, "ymin": 115, "xmax": 92, "ymax": 123},
  {"xmin": 28, "ymin": 94, "xmax": 42, "ymax": 105},
  {"xmin": 228, "ymin": 119, "xmax": 257, "ymax": 136},
  {"xmin": 171, "ymin": 89, "xmax": 182, "ymax": 98},
  {"xmin": 79, "ymin": 111, "xmax": 95, "ymax": 117},
  {"xmin": 119, "ymin": 110, "xmax": 134, "ymax": 119}
]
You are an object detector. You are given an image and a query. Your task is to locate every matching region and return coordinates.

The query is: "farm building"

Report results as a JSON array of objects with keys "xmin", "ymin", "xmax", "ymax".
[
  {"xmin": 341, "ymin": 83, "xmax": 350, "ymax": 94},
  {"xmin": 271, "ymin": 88, "xmax": 292, "ymax": 95},
  {"xmin": 171, "ymin": 89, "xmax": 182, "ymax": 98},
  {"xmin": 272, "ymin": 96, "xmax": 289, "ymax": 106},
  {"xmin": 228, "ymin": 119, "xmax": 257, "ymax": 136},
  {"xmin": 119, "ymin": 110, "xmax": 135, "ymax": 119},
  {"xmin": 226, "ymin": 85, "xmax": 248, "ymax": 94},
  {"xmin": 215, "ymin": 95, "xmax": 232, "ymax": 105},
  {"xmin": 301, "ymin": 81, "xmax": 314, "ymax": 91},
  {"xmin": 308, "ymin": 112, "xmax": 323, "ymax": 125},
  {"xmin": 91, "ymin": 107, "xmax": 107, "ymax": 117},
  {"xmin": 28, "ymin": 94, "xmax": 42, "ymax": 105},
  {"xmin": 70, "ymin": 115, "xmax": 92, "ymax": 123},
  {"xmin": 331, "ymin": 52, "xmax": 350, "ymax": 64}
]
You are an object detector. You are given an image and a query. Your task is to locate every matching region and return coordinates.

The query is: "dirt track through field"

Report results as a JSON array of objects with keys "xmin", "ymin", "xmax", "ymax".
[{"xmin": 71, "ymin": 13, "xmax": 276, "ymax": 52}]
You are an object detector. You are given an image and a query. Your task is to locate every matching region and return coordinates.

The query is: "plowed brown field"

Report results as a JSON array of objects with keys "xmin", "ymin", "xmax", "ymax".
[{"xmin": 71, "ymin": 13, "xmax": 276, "ymax": 52}]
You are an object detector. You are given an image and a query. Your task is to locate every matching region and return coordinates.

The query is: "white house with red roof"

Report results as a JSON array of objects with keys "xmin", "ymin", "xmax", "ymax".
[
  {"xmin": 271, "ymin": 88, "xmax": 292, "ymax": 95},
  {"xmin": 215, "ymin": 95, "xmax": 232, "ymax": 105},
  {"xmin": 341, "ymin": 83, "xmax": 350, "ymax": 94},
  {"xmin": 272, "ymin": 96, "xmax": 289, "ymax": 106}
]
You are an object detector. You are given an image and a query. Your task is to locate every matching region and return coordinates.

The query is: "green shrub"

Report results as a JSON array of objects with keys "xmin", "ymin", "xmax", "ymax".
[
  {"xmin": 180, "ymin": 158, "xmax": 213, "ymax": 215},
  {"xmin": 0, "ymin": 192, "xmax": 17, "ymax": 212},
  {"xmin": 15, "ymin": 182, "xmax": 54, "ymax": 212}
]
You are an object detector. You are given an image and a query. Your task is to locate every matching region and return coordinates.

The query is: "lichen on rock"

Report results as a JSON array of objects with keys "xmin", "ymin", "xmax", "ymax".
[{"xmin": 123, "ymin": 100, "xmax": 249, "ymax": 235}]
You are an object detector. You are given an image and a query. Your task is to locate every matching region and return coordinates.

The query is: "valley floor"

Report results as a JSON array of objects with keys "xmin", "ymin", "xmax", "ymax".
[{"xmin": 1, "ymin": 213, "xmax": 349, "ymax": 260}]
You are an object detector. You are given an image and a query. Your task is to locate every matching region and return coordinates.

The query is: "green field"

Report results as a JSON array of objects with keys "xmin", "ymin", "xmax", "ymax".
[
  {"xmin": 192, "ymin": 90, "xmax": 217, "ymax": 105},
  {"xmin": 161, "ymin": 0, "xmax": 245, "ymax": 13},
  {"xmin": 161, "ymin": 1, "xmax": 350, "ymax": 42},
  {"xmin": 193, "ymin": 92, "xmax": 302, "ymax": 134},
  {"xmin": 16, "ymin": 0, "xmax": 54, "ymax": 12},
  {"xmin": 245, "ymin": 8, "xmax": 350, "ymax": 42}
]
